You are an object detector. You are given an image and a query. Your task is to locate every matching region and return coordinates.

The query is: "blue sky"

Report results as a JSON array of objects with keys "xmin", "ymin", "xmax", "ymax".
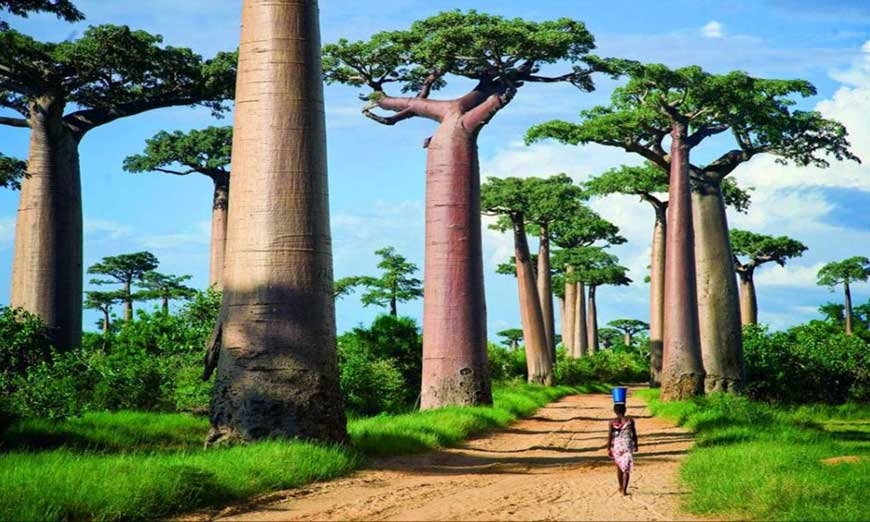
[{"xmin": 1, "ymin": 0, "xmax": 869, "ymax": 336}]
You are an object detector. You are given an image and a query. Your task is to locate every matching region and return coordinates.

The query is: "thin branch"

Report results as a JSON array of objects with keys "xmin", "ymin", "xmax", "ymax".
[
  {"xmin": 362, "ymin": 101, "xmax": 415, "ymax": 126},
  {"xmin": 0, "ymin": 115, "xmax": 29, "ymax": 128},
  {"xmin": 151, "ymin": 167, "xmax": 195, "ymax": 176}
]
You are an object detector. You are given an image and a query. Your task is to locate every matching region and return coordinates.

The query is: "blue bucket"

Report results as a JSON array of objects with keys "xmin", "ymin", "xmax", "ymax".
[{"xmin": 612, "ymin": 387, "xmax": 627, "ymax": 404}]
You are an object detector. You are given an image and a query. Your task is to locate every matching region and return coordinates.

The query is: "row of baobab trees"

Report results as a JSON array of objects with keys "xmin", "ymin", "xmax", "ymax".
[{"xmin": 0, "ymin": 2, "xmax": 860, "ymax": 444}]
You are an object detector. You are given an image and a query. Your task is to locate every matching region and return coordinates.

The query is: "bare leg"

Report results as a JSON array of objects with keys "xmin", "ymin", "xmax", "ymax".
[
  {"xmin": 616, "ymin": 468, "xmax": 624, "ymax": 493},
  {"xmin": 623, "ymin": 471, "xmax": 631, "ymax": 495}
]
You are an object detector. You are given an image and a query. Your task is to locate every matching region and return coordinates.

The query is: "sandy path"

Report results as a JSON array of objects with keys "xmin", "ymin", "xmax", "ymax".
[{"xmin": 215, "ymin": 391, "xmax": 706, "ymax": 521}]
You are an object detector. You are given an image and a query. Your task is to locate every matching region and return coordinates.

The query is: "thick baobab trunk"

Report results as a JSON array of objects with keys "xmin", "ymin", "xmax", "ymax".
[
  {"xmin": 587, "ymin": 285, "xmax": 599, "ymax": 353},
  {"xmin": 738, "ymin": 270, "xmax": 758, "ymax": 326},
  {"xmin": 692, "ymin": 176, "xmax": 744, "ymax": 393},
  {"xmin": 124, "ymin": 281, "xmax": 133, "ymax": 321},
  {"xmin": 660, "ymin": 122, "xmax": 704, "ymax": 401},
  {"xmin": 563, "ymin": 267, "xmax": 577, "ymax": 356},
  {"xmin": 558, "ymin": 296, "xmax": 566, "ymax": 349},
  {"xmin": 845, "ymin": 282, "xmax": 853, "ymax": 335},
  {"xmin": 513, "ymin": 218, "xmax": 552, "ymax": 385},
  {"xmin": 575, "ymin": 282, "xmax": 588, "ymax": 357},
  {"xmin": 420, "ymin": 113, "xmax": 492, "ymax": 408},
  {"xmin": 11, "ymin": 96, "xmax": 83, "ymax": 351},
  {"xmin": 209, "ymin": 179, "xmax": 229, "ymax": 290},
  {"xmin": 207, "ymin": 0, "xmax": 348, "ymax": 445},
  {"xmin": 649, "ymin": 207, "xmax": 666, "ymax": 387},
  {"xmin": 624, "ymin": 331, "xmax": 632, "ymax": 347},
  {"xmin": 536, "ymin": 227, "xmax": 555, "ymax": 358}
]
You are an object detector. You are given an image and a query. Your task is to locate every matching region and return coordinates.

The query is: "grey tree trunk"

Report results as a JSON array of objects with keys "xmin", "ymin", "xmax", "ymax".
[
  {"xmin": 587, "ymin": 285, "xmax": 599, "ymax": 354},
  {"xmin": 649, "ymin": 207, "xmax": 666, "ymax": 387},
  {"xmin": 738, "ymin": 270, "xmax": 758, "ymax": 326},
  {"xmin": 207, "ymin": 0, "xmax": 348, "ymax": 445},
  {"xmin": 691, "ymin": 175, "xmax": 744, "ymax": 393},
  {"xmin": 575, "ymin": 282, "xmax": 588, "ymax": 357},
  {"xmin": 845, "ymin": 282, "xmax": 853, "ymax": 336},
  {"xmin": 513, "ymin": 218, "xmax": 552, "ymax": 385},
  {"xmin": 209, "ymin": 180, "xmax": 229, "ymax": 290},
  {"xmin": 10, "ymin": 96, "xmax": 83, "ymax": 351},
  {"xmin": 537, "ymin": 229, "xmax": 555, "ymax": 359},
  {"xmin": 563, "ymin": 267, "xmax": 576, "ymax": 357}
]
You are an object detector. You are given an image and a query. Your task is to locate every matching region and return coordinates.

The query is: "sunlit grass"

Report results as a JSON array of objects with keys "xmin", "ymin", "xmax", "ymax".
[{"xmin": 638, "ymin": 389, "xmax": 870, "ymax": 521}]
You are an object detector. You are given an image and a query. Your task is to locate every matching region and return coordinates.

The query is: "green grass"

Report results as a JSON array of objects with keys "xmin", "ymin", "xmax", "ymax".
[
  {"xmin": 637, "ymin": 389, "xmax": 870, "ymax": 521},
  {"xmin": 0, "ymin": 382, "xmax": 590, "ymax": 521}
]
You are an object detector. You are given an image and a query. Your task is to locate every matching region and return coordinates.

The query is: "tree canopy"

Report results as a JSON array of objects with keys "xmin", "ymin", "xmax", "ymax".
[
  {"xmin": 548, "ymin": 205, "xmax": 625, "ymax": 250},
  {"xmin": 88, "ymin": 251, "xmax": 159, "ymax": 288},
  {"xmin": 0, "ymin": 0, "xmax": 83, "ymax": 29},
  {"xmin": 527, "ymin": 62, "xmax": 859, "ymax": 179},
  {"xmin": 0, "ymin": 24, "xmax": 236, "ymax": 133},
  {"xmin": 123, "ymin": 126, "xmax": 232, "ymax": 181},
  {"xmin": 0, "ymin": 153, "xmax": 25, "ymax": 189},
  {"xmin": 138, "ymin": 271, "xmax": 197, "ymax": 309},
  {"xmin": 354, "ymin": 247, "xmax": 423, "ymax": 316},
  {"xmin": 730, "ymin": 229, "xmax": 807, "ymax": 271},
  {"xmin": 608, "ymin": 319, "xmax": 649, "ymax": 335},
  {"xmin": 817, "ymin": 256, "xmax": 870, "ymax": 289}
]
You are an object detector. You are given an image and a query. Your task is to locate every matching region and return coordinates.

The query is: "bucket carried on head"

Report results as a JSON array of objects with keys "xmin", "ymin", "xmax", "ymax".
[{"xmin": 612, "ymin": 387, "xmax": 627, "ymax": 404}]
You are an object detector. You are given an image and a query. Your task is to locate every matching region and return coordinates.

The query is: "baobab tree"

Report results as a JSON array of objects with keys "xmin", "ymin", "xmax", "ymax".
[
  {"xmin": 355, "ymin": 247, "xmax": 423, "ymax": 317},
  {"xmin": 730, "ymin": 229, "xmax": 807, "ymax": 325},
  {"xmin": 584, "ymin": 163, "xmax": 750, "ymax": 386},
  {"xmin": 575, "ymin": 252, "xmax": 631, "ymax": 354},
  {"xmin": 817, "ymin": 256, "xmax": 870, "ymax": 336},
  {"xmin": 529, "ymin": 62, "xmax": 857, "ymax": 398},
  {"xmin": 608, "ymin": 319, "xmax": 650, "ymax": 348},
  {"xmin": 138, "ymin": 271, "xmax": 197, "ymax": 315},
  {"xmin": 323, "ymin": 10, "xmax": 604, "ymax": 407},
  {"xmin": 87, "ymin": 252, "xmax": 158, "ymax": 322},
  {"xmin": 0, "ymin": 153, "xmax": 25, "ymax": 189},
  {"xmin": 0, "ymin": 0, "xmax": 82, "ymax": 29},
  {"xmin": 83, "ymin": 289, "xmax": 123, "ymax": 335},
  {"xmin": 497, "ymin": 328, "xmax": 524, "ymax": 351},
  {"xmin": 123, "ymin": 127, "xmax": 232, "ymax": 289},
  {"xmin": 482, "ymin": 176, "xmax": 552, "ymax": 384},
  {"xmin": 1, "ymin": 24, "xmax": 236, "ymax": 350},
  {"xmin": 206, "ymin": 0, "xmax": 347, "ymax": 445}
]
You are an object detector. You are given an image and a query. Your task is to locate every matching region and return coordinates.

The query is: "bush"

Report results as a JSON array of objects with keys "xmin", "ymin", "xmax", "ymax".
[
  {"xmin": 743, "ymin": 322, "xmax": 870, "ymax": 404},
  {"xmin": 337, "ymin": 315, "xmax": 422, "ymax": 416},
  {"xmin": 487, "ymin": 342, "xmax": 527, "ymax": 382},
  {"xmin": 0, "ymin": 307, "xmax": 54, "ymax": 393},
  {"xmin": 553, "ymin": 348, "xmax": 648, "ymax": 385}
]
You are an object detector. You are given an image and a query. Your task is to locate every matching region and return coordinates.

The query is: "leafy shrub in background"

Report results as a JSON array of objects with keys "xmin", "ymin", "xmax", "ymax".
[
  {"xmin": 487, "ymin": 342, "xmax": 527, "ymax": 382},
  {"xmin": 743, "ymin": 322, "xmax": 869, "ymax": 404},
  {"xmin": 337, "ymin": 315, "xmax": 422, "ymax": 416},
  {"xmin": 553, "ymin": 347, "xmax": 649, "ymax": 385}
]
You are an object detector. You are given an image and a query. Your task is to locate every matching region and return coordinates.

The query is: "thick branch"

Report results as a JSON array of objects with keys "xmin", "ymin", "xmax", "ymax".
[
  {"xmin": 63, "ymin": 96, "xmax": 203, "ymax": 136},
  {"xmin": 702, "ymin": 146, "xmax": 771, "ymax": 179},
  {"xmin": 462, "ymin": 85, "xmax": 516, "ymax": 131},
  {"xmin": 152, "ymin": 167, "xmax": 195, "ymax": 176},
  {"xmin": 0, "ymin": 115, "xmax": 28, "ymax": 127},
  {"xmin": 625, "ymin": 141, "xmax": 670, "ymax": 172},
  {"xmin": 687, "ymin": 123, "xmax": 729, "ymax": 148},
  {"xmin": 364, "ymin": 95, "xmax": 449, "ymax": 125}
]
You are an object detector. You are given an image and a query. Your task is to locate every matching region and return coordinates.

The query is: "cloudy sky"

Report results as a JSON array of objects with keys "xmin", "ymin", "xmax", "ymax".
[{"xmin": 1, "ymin": 0, "xmax": 868, "ymax": 335}]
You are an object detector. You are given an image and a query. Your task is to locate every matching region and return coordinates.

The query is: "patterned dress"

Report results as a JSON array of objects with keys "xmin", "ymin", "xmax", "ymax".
[{"xmin": 610, "ymin": 418, "xmax": 636, "ymax": 473}]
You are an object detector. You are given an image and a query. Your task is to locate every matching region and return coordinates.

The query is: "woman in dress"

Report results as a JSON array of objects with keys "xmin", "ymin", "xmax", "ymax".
[{"xmin": 607, "ymin": 403, "xmax": 638, "ymax": 496}]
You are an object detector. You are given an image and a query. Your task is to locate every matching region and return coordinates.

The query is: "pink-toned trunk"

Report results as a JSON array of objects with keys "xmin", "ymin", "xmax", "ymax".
[
  {"xmin": 536, "ymin": 228, "xmax": 555, "ymax": 358},
  {"xmin": 558, "ymin": 296, "xmax": 567, "ymax": 350},
  {"xmin": 845, "ymin": 282, "xmax": 853, "ymax": 336},
  {"xmin": 420, "ymin": 114, "xmax": 492, "ymax": 408},
  {"xmin": 10, "ymin": 96, "xmax": 83, "ymax": 350},
  {"xmin": 649, "ymin": 208, "xmax": 666, "ymax": 387},
  {"xmin": 738, "ymin": 271, "xmax": 757, "ymax": 326},
  {"xmin": 575, "ymin": 281, "xmax": 588, "ymax": 357},
  {"xmin": 209, "ymin": 180, "xmax": 229, "ymax": 290},
  {"xmin": 587, "ymin": 285, "xmax": 599, "ymax": 354},
  {"xmin": 563, "ymin": 267, "xmax": 576, "ymax": 356},
  {"xmin": 660, "ymin": 121, "xmax": 704, "ymax": 401},
  {"xmin": 692, "ymin": 177, "xmax": 744, "ymax": 393},
  {"xmin": 207, "ymin": 0, "xmax": 347, "ymax": 445},
  {"xmin": 513, "ymin": 218, "xmax": 552, "ymax": 385}
]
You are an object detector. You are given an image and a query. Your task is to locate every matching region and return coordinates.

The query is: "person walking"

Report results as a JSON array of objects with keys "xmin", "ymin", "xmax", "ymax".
[{"xmin": 607, "ymin": 402, "xmax": 638, "ymax": 496}]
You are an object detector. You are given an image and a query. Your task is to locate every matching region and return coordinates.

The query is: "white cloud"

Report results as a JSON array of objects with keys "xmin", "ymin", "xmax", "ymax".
[
  {"xmin": 0, "ymin": 216, "xmax": 14, "ymax": 245},
  {"xmin": 140, "ymin": 220, "xmax": 210, "ymax": 249},
  {"xmin": 701, "ymin": 21, "xmax": 725, "ymax": 38},
  {"xmin": 84, "ymin": 219, "xmax": 131, "ymax": 240}
]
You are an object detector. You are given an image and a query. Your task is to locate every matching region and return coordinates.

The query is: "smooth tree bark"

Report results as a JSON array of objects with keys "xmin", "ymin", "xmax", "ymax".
[
  {"xmin": 586, "ymin": 285, "xmax": 599, "ymax": 353},
  {"xmin": 206, "ymin": 0, "xmax": 347, "ymax": 445},
  {"xmin": 324, "ymin": 12, "xmax": 600, "ymax": 407},
  {"xmin": 649, "ymin": 203, "xmax": 666, "ymax": 385},
  {"xmin": 123, "ymin": 127, "xmax": 233, "ymax": 290},
  {"xmin": 1, "ymin": 25, "xmax": 236, "ymax": 349},
  {"xmin": 537, "ymin": 228, "xmax": 555, "ymax": 357},
  {"xmin": 512, "ymin": 218, "xmax": 552, "ymax": 384},
  {"xmin": 564, "ymin": 267, "xmax": 577, "ymax": 356},
  {"xmin": 661, "ymin": 121, "xmax": 705, "ymax": 399},
  {"xmin": 737, "ymin": 270, "xmax": 758, "ymax": 325},
  {"xmin": 575, "ymin": 282, "xmax": 587, "ymax": 356}
]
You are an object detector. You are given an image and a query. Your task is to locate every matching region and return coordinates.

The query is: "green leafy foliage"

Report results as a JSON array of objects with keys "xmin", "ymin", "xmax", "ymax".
[
  {"xmin": 487, "ymin": 342, "xmax": 528, "ymax": 382},
  {"xmin": 817, "ymin": 256, "xmax": 870, "ymax": 289},
  {"xmin": 337, "ymin": 315, "xmax": 423, "ymax": 416},
  {"xmin": 123, "ymin": 126, "xmax": 231, "ymax": 182},
  {"xmin": 496, "ymin": 328, "xmax": 524, "ymax": 349},
  {"xmin": 553, "ymin": 348, "xmax": 649, "ymax": 385},
  {"xmin": 347, "ymin": 247, "xmax": 422, "ymax": 315},
  {"xmin": 0, "ymin": 0, "xmax": 83, "ymax": 30},
  {"xmin": 742, "ymin": 322, "xmax": 870, "ymax": 403},
  {"xmin": 137, "ymin": 271, "xmax": 197, "ymax": 312},
  {"xmin": 0, "ymin": 153, "xmax": 26, "ymax": 189},
  {"xmin": 730, "ymin": 229, "xmax": 807, "ymax": 269}
]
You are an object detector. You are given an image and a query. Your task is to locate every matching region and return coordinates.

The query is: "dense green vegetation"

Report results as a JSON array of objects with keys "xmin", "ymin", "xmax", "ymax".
[
  {"xmin": 638, "ymin": 389, "xmax": 870, "ymax": 521},
  {"xmin": 0, "ymin": 383, "xmax": 580, "ymax": 522}
]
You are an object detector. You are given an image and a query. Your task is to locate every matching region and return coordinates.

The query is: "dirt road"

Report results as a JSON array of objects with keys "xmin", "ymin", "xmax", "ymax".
[{"xmin": 218, "ymin": 391, "xmax": 703, "ymax": 521}]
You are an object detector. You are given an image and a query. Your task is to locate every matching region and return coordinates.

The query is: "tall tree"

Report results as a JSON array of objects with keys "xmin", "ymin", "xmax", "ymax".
[
  {"xmin": 575, "ymin": 252, "xmax": 631, "ymax": 353},
  {"xmin": 818, "ymin": 302, "xmax": 845, "ymax": 323},
  {"xmin": 528, "ymin": 62, "xmax": 856, "ymax": 398},
  {"xmin": 817, "ymin": 256, "xmax": 870, "ymax": 336},
  {"xmin": 355, "ymin": 247, "xmax": 423, "ymax": 317},
  {"xmin": 730, "ymin": 229, "xmax": 807, "ymax": 325},
  {"xmin": 0, "ymin": 153, "xmax": 25, "ymax": 189},
  {"xmin": 496, "ymin": 328, "xmax": 524, "ymax": 351},
  {"xmin": 608, "ymin": 319, "xmax": 650, "ymax": 348},
  {"xmin": 83, "ymin": 289, "xmax": 122, "ymax": 335},
  {"xmin": 526, "ymin": 174, "xmax": 585, "ymax": 357},
  {"xmin": 206, "ymin": 0, "xmax": 347, "ymax": 445},
  {"xmin": 585, "ymin": 163, "xmax": 750, "ymax": 386},
  {"xmin": 138, "ymin": 271, "xmax": 197, "ymax": 315},
  {"xmin": 549, "ymin": 207, "xmax": 624, "ymax": 358},
  {"xmin": 323, "ymin": 11, "xmax": 602, "ymax": 408},
  {"xmin": 0, "ymin": 0, "xmax": 83, "ymax": 29},
  {"xmin": 87, "ymin": 251, "xmax": 158, "ymax": 322},
  {"xmin": 482, "ymin": 176, "xmax": 551, "ymax": 384},
  {"xmin": 123, "ymin": 127, "xmax": 232, "ymax": 289},
  {"xmin": 1, "ymin": 25, "xmax": 236, "ymax": 350}
]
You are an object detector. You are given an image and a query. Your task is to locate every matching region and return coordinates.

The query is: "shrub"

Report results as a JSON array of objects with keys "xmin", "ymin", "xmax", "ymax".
[
  {"xmin": 487, "ymin": 342, "xmax": 527, "ymax": 382},
  {"xmin": 0, "ymin": 307, "xmax": 54, "ymax": 393},
  {"xmin": 553, "ymin": 348, "xmax": 648, "ymax": 385}
]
